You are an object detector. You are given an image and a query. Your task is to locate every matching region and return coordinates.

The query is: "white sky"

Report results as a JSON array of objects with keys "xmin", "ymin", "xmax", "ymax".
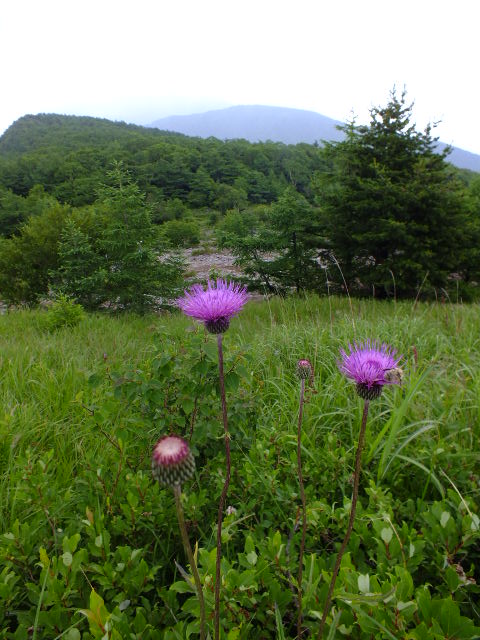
[{"xmin": 1, "ymin": 0, "xmax": 479, "ymax": 154}]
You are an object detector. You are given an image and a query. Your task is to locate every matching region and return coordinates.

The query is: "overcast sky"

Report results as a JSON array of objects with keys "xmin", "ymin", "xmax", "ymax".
[{"xmin": 1, "ymin": 0, "xmax": 479, "ymax": 153}]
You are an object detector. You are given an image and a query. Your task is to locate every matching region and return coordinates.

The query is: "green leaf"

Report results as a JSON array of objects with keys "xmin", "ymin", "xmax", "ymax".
[
  {"xmin": 244, "ymin": 535, "xmax": 255, "ymax": 554},
  {"xmin": 336, "ymin": 586, "xmax": 396, "ymax": 605},
  {"xmin": 78, "ymin": 589, "xmax": 109, "ymax": 635},
  {"xmin": 440, "ymin": 511, "xmax": 451, "ymax": 528},
  {"xmin": 202, "ymin": 341, "xmax": 218, "ymax": 361},
  {"xmin": 88, "ymin": 373, "xmax": 103, "ymax": 388},
  {"xmin": 381, "ymin": 527, "xmax": 393, "ymax": 544},
  {"xmin": 61, "ymin": 552, "xmax": 73, "ymax": 567},
  {"xmin": 357, "ymin": 573, "xmax": 370, "ymax": 594},
  {"xmin": 170, "ymin": 581, "xmax": 195, "ymax": 594},
  {"xmin": 63, "ymin": 533, "xmax": 81, "ymax": 554},
  {"xmin": 274, "ymin": 602, "xmax": 286, "ymax": 640}
]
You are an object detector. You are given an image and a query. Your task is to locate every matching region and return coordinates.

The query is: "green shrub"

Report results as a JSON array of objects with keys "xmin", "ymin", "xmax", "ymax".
[
  {"xmin": 161, "ymin": 218, "xmax": 200, "ymax": 247},
  {"xmin": 44, "ymin": 295, "xmax": 86, "ymax": 331}
]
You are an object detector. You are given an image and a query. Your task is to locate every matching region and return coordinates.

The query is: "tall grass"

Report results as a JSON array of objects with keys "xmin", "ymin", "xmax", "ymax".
[{"xmin": 2, "ymin": 297, "xmax": 479, "ymax": 518}]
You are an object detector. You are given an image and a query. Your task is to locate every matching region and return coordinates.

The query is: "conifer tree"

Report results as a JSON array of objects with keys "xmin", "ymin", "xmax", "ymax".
[
  {"xmin": 95, "ymin": 163, "xmax": 183, "ymax": 312},
  {"xmin": 51, "ymin": 218, "xmax": 102, "ymax": 309},
  {"xmin": 315, "ymin": 89, "xmax": 475, "ymax": 298}
]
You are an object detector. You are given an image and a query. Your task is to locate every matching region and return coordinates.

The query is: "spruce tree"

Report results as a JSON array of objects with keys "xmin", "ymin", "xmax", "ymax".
[
  {"xmin": 315, "ymin": 89, "xmax": 474, "ymax": 298},
  {"xmin": 51, "ymin": 218, "xmax": 102, "ymax": 309},
  {"xmin": 94, "ymin": 163, "xmax": 183, "ymax": 312}
]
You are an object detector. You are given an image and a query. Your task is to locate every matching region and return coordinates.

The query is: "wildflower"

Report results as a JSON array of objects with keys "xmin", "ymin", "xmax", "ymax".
[
  {"xmin": 152, "ymin": 435, "xmax": 205, "ymax": 639},
  {"xmin": 320, "ymin": 340, "xmax": 402, "ymax": 636},
  {"xmin": 178, "ymin": 279, "xmax": 248, "ymax": 640},
  {"xmin": 152, "ymin": 435, "xmax": 195, "ymax": 487},
  {"xmin": 338, "ymin": 340, "xmax": 402, "ymax": 400},
  {"xmin": 177, "ymin": 279, "xmax": 249, "ymax": 334},
  {"xmin": 296, "ymin": 359, "xmax": 313, "ymax": 381}
]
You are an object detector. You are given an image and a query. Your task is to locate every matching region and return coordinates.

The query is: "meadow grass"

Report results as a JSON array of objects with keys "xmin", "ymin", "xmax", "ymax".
[
  {"xmin": 1, "ymin": 295, "xmax": 478, "ymax": 532},
  {"xmin": 0, "ymin": 296, "xmax": 479, "ymax": 638}
]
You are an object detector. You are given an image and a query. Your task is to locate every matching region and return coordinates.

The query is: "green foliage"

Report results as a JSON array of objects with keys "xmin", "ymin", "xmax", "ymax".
[
  {"xmin": 1, "ymin": 110, "xmax": 479, "ymax": 301},
  {"xmin": 92, "ymin": 164, "xmax": 184, "ymax": 312},
  {"xmin": 0, "ymin": 165, "xmax": 184, "ymax": 310},
  {"xmin": 0, "ymin": 186, "xmax": 27, "ymax": 237},
  {"xmin": 161, "ymin": 218, "xmax": 200, "ymax": 247},
  {"xmin": 219, "ymin": 188, "xmax": 323, "ymax": 293},
  {"xmin": 1, "ymin": 297, "xmax": 480, "ymax": 637},
  {"xmin": 43, "ymin": 295, "xmax": 86, "ymax": 331},
  {"xmin": 0, "ymin": 113, "xmax": 324, "ymax": 211},
  {"xmin": 153, "ymin": 197, "xmax": 190, "ymax": 224},
  {"xmin": 108, "ymin": 326, "xmax": 256, "ymax": 458},
  {"xmin": 0, "ymin": 201, "xmax": 70, "ymax": 304},
  {"xmin": 50, "ymin": 218, "xmax": 103, "ymax": 309},
  {"xmin": 213, "ymin": 182, "xmax": 249, "ymax": 213},
  {"xmin": 314, "ymin": 89, "xmax": 478, "ymax": 298}
]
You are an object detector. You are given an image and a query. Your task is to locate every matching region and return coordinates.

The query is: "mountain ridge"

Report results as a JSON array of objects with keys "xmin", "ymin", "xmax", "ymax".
[
  {"xmin": 150, "ymin": 104, "xmax": 345, "ymax": 145},
  {"xmin": 150, "ymin": 104, "xmax": 480, "ymax": 173},
  {"xmin": 1, "ymin": 110, "xmax": 479, "ymax": 175}
]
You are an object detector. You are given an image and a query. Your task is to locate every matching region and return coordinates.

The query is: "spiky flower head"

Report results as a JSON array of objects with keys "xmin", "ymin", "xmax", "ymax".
[
  {"xmin": 177, "ymin": 279, "xmax": 249, "ymax": 334},
  {"xmin": 296, "ymin": 359, "xmax": 313, "ymax": 381},
  {"xmin": 152, "ymin": 435, "xmax": 195, "ymax": 487},
  {"xmin": 338, "ymin": 340, "xmax": 402, "ymax": 400}
]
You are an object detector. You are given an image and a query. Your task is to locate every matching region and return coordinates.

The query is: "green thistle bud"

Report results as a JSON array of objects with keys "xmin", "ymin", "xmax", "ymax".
[
  {"xmin": 152, "ymin": 435, "xmax": 195, "ymax": 488},
  {"xmin": 296, "ymin": 359, "xmax": 313, "ymax": 381}
]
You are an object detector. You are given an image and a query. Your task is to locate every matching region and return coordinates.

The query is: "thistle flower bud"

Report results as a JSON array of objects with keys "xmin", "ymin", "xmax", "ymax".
[
  {"xmin": 296, "ymin": 359, "xmax": 313, "ymax": 381},
  {"xmin": 355, "ymin": 382, "xmax": 384, "ymax": 401},
  {"xmin": 205, "ymin": 316, "xmax": 230, "ymax": 334},
  {"xmin": 152, "ymin": 435, "xmax": 195, "ymax": 488}
]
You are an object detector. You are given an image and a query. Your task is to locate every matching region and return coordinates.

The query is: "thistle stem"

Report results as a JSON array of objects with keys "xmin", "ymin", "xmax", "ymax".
[
  {"xmin": 173, "ymin": 484, "xmax": 206, "ymax": 640},
  {"xmin": 318, "ymin": 399, "xmax": 370, "ymax": 638},
  {"xmin": 215, "ymin": 332, "xmax": 231, "ymax": 640},
  {"xmin": 297, "ymin": 377, "xmax": 307, "ymax": 639}
]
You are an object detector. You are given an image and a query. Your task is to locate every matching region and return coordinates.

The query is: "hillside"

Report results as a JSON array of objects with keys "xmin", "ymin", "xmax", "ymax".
[
  {"xmin": 0, "ymin": 113, "xmax": 159, "ymax": 155},
  {"xmin": 151, "ymin": 104, "xmax": 480, "ymax": 173},
  {"xmin": 0, "ymin": 113, "xmax": 326, "ymax": 207},
  {"xmin": 0, "ymin": 112, "xmax": 476, "ymax": 215}
]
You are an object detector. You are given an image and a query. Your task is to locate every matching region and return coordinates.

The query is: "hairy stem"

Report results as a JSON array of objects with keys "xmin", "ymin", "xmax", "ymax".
[
  {"xmin": 173, "ymin": 484, "xmax": 206, "ymax": 640},
  {"xmin": 297, "ymin": 377, "xmax": 307, "ymax": 639},
  {"xmin": 215, "ymin": 332, "xmax": 231, "ymax": 640},
  {"xmin": 318, "ymin": 399, "xmax": 370, "ymax": 638}
]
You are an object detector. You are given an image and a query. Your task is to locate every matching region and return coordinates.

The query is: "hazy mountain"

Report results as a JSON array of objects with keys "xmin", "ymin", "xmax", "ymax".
[
  {"xmin": 435, "ymin": 142, "xmax": 480, "ymax": 173},
  {"xmin": 150, "ymin": 105, "xmax": 345, "ymax": 145},
  {"xmin": 150, "ymin": 105, "xmax": 480, "ymax": 172}
]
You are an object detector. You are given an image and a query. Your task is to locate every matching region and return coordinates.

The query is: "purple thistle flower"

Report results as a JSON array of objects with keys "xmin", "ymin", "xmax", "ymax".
[
  {"xmin": 338, "ymin": 340, "xmax": 402, "ymax": 400},
  {"xmin": 177, "ymin": 279, "xmax": 249, "ymax": 334}
]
